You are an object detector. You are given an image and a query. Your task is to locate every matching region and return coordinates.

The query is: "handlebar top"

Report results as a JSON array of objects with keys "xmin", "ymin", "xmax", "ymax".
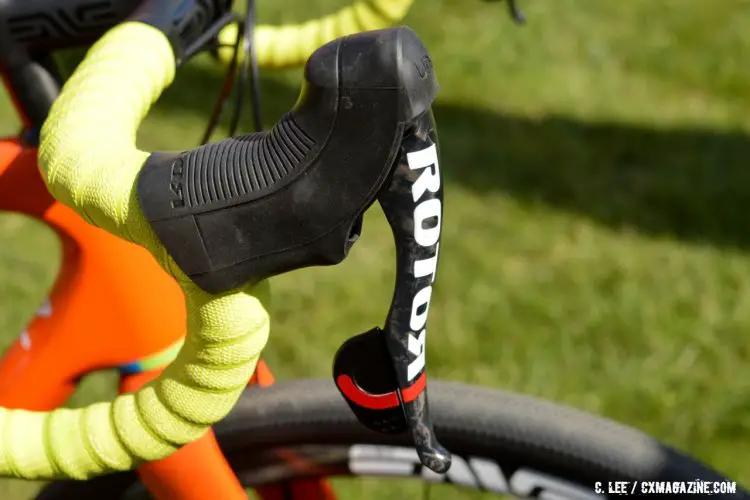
[
  {"xmin": 0, "ymin": 0, "xmax": 234, "ymax": 56},
  {"xmin": 0, "ymin": 0, "xmax": 142, "ymax": 53}
]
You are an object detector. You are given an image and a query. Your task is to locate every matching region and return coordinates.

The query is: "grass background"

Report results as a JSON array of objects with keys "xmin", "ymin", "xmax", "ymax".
[{"xmin": 1, "ymin": 0, "xmax": 749, "ymax": 497}]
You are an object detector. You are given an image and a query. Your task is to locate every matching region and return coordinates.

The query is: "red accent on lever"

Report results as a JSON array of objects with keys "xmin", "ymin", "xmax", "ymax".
[{"xmin": 335, "ymin": 372, "xmax": 427, "ymax": 410}]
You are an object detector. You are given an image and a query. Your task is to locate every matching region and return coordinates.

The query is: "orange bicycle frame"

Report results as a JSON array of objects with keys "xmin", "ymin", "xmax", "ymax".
[{"xmin": 0, "ymin": 67, "xmax": 332, "ymax": 499}]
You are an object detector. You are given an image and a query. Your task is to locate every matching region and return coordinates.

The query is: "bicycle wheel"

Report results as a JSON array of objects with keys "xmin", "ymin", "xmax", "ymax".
[{"xmin": 37, "ymin": 379, "xmax": 749, "ymax": 499}]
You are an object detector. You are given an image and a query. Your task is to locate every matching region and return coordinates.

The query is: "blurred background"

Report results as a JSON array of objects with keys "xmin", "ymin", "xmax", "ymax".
[{"xmin": 1, "ymin": 0, "xmax": 749, "ymax": 497}]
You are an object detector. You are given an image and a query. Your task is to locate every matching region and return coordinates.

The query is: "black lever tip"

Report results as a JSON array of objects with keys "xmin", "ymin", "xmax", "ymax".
[{"xmin": 418, "ymin": 444, "xmax": 452, "ymax": 474}]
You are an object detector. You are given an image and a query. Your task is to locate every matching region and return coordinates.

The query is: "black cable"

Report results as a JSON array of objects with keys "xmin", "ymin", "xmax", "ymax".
[
  {"xmin": 247, "ymin": 0, "xmax": 263, "ymax": 133},
  {"xmin": 184, "ymin": 11, "xmax": 238, "ymax": 61},
  {"xmin": 228, "ymin": 0, "xmax": 263, "ymax": 136},
  {"xmin": 200, "ymin": 20, "xmax": 243, "ymax": 145}
]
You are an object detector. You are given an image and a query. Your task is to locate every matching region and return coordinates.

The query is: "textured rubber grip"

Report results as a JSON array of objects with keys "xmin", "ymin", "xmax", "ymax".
[
  {"xmin": 217, "ymin": 0, "xmax": 415, "ymax": 68},
  {"xmin": 179, "ymin": 115, "xmax": 314, "ymax": 208},
  {"xmin": 0, "ymin": 22, "xmax": 271, "ymax": 480}
]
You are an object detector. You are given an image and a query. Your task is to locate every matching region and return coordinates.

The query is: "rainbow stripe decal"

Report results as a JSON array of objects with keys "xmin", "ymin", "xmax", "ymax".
[{"xmin": 118, "ymin": 339, "xmax": 185, "ymax": 374}]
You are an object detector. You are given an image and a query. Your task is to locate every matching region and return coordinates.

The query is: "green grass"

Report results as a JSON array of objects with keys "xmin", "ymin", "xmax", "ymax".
[{"xmin": 1, "ymin": 0, "xmax": 750, "ymax": 497}]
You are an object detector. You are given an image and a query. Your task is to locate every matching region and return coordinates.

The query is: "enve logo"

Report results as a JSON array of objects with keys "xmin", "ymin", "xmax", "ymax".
[
  {"xmin": 7, "ymin": 4, "xmax": 119, "ymax": 44},
  {"xmin": 349, "ymin": 444, "xmax": 600, "ymax": 499}
]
